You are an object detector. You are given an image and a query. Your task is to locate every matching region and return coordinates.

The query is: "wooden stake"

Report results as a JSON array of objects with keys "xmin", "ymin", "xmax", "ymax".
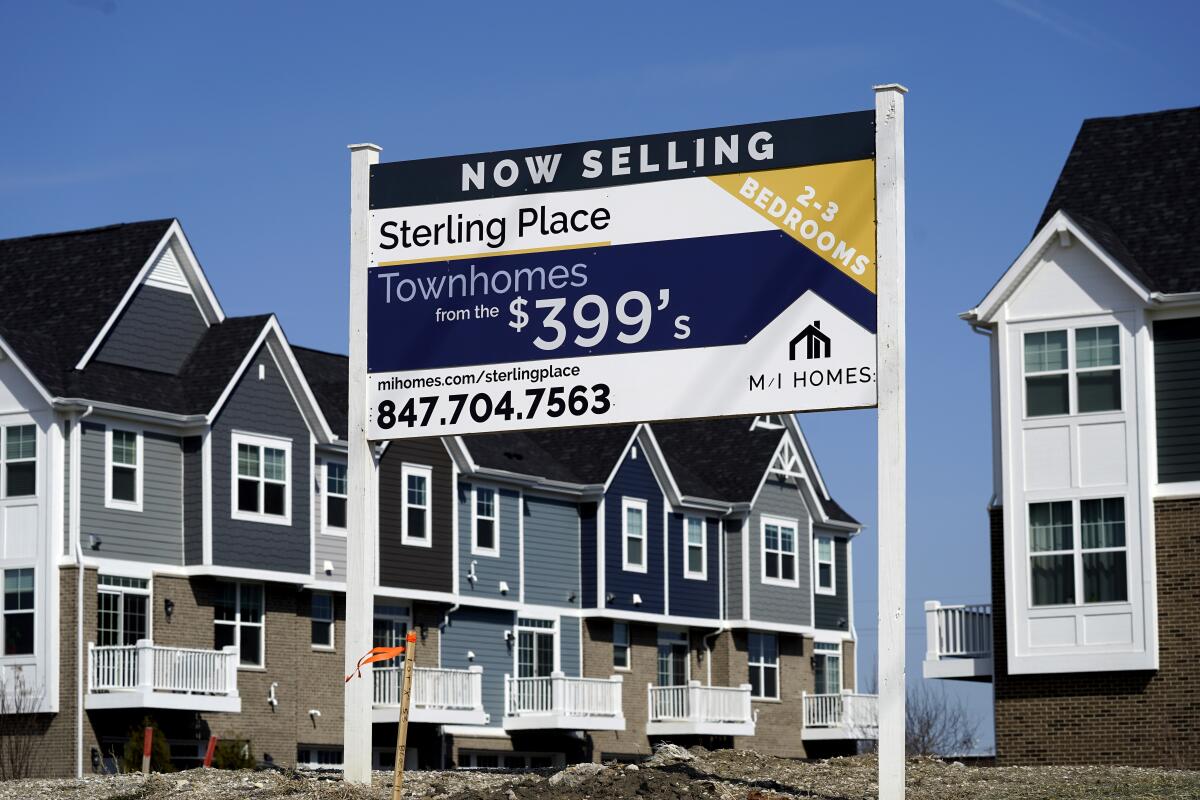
[{"xmin": 392, "ymin": 631, "xmax": 418, "ymax": 800}]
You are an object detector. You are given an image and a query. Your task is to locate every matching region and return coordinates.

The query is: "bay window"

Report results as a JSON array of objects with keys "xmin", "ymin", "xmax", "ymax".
[
  {"xmin": 1029, "ymin": 497, "xmax": 1127, "ymax": 607},
  {"xmin": 1024, "ymin": 324, "xmax": 1121, "ymax": 417}
]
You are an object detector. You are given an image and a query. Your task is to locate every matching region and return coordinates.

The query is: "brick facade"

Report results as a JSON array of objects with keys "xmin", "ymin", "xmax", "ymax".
[{"xmin": 991, "ymin": 500, "xmax": 1200, "ymax": 768}]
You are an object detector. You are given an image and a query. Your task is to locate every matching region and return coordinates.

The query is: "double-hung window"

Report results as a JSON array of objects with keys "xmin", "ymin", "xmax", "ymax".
[
  {"xmin": 1024, "ymin": 325, "xmax": 1121, "ymax": 417},
  {"xmin": 761, "ymin": 517, "xmax": 798, "ymax": 586},
  {"xmin": 2, "ymin": 425, "xmax": 36, "ymax": 498},
  {"xmin": 1029, "ymin": 498, "xmax": 1128, "ymax": 607},
  {"xmin": 311, "ymin": 592, "xmax": 334, "ymax": 649},
  {"xmin": 747, "ymin": 632, "xmax": 778, "ymax": 699},
  {"xmin": 325, "ymin": 462, "xmax": 347, "ymax": 532},
  {"xmin": 401, "ymin": 464, "xmax": 432, "ymax": 546},
  {"xmin": 105, "ymin": 429, "xmax": 142, "ymax": 511},
  {"xmin": 814, "ymin": 535, "xmax": 836, "ymax": 594},
  {"xmin": 622, "ymin": 498, "xmax": 647, "ymax": 573},
  {"xmin": 683, "ymin": 517, "xmax": 706, "ymax": 580},
  {"xmin": 97, "ymin": 575, "xmax": 149, "ymax": 647},
  {"xmin": 232, "ymin": 434, "xmax": 291, "ymax": 525},
  {"xmin": 612, "ymin": 621, "xmax": 630, "ymax": 670},
  {"xmin": 813, "ymin": 641, "xmax": 842, "ymax": 694},
  {"xmin": 3, "ymin": 568, "xmax": 34, "ymax": 656},
  {"xmin": 472, "ymin": 486, "xmax": 499, "ymax": 556},
  {"xmin": 214, "ymin": 582, "xmax": 264, "ymax": 667}
]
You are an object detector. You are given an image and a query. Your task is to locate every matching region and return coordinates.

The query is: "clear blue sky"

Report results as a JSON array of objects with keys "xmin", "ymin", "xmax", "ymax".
[{"xmin": 3, "ymin": 0, "xmax": 1197, "ymax": 752}]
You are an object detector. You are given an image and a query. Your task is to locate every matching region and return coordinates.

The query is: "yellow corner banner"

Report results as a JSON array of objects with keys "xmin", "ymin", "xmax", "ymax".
[{"xmin": 709, "ymin": 159, "xmax": 876, "ymax": 293}]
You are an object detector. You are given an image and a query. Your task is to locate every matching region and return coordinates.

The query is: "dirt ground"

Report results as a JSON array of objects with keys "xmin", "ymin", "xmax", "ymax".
[{"xmin": 1, "ymin": 746, "xmax": 1196, "ymax": 800}]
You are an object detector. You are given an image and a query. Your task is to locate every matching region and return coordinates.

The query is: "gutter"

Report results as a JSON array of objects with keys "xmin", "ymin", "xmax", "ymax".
[
  {"xmin": 54, "ymin": 399, "xmax": 207, "ymax": 428},
  {"xmin": 72, "ymin": 405, "xmax": 94, "ymax": 777},
  {"xmin": 1150, "ymin": 291, "xmax": 1200, "ymax": 305}
]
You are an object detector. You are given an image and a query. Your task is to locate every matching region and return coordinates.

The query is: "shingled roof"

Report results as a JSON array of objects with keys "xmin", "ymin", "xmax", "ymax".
[
  {"xmin": 1037, "ymin": 106, "xmax": 1200, "ymax": 295},
  {"xmin": 293, "ymin": 347, "xmax": 349, "ymax": 439}
]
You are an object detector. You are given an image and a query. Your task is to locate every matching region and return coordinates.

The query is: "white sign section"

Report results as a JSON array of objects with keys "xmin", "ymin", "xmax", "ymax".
[{"xmin": 365, "ymin": 114, "xmax": 877, "ymax": 438}]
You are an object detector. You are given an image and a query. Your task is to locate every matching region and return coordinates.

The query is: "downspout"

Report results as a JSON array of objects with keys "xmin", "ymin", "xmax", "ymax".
[
  {"xmin": 438, "ymin": 602, "xmax": 460, "ymax": 771},
  {"xmin": 702, "ymin": 627, "xmax": 722, "ymax": 686},
  {"xmin": 72, "ymin": 405, "xmax": 93, "ymax": 777}
]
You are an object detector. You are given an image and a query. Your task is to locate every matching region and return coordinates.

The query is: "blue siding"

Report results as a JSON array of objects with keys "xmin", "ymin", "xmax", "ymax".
[
  {"xmin": 560, "ymin": 616, "xmax": 581, "ymax": 677},
  {"xmin": 457, "ymin": 481, "xmax": 520, "ymax": 602},
  {"xmin": 440, "ymin": 607, "xmax": 514, "ymax": 727},
  {"xmin": 580, "ymin": 502, "xmax": 597, "ymax": 608},
  {"xmin": 523, "ymin": 494, "xmax": 581, "ymax": 608},
  {"xmin": 604, "ymin": 447, "xmax": 665, "ymax": 614},
  {"xmin": 667, "ymin": 512, "xmax": 720, "ymax": 619}
]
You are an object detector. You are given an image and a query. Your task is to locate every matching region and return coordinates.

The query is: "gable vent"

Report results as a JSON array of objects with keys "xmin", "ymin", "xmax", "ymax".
[{"xmin": 143, "ymin": 245, "xmax": 190, "ymax": 293}]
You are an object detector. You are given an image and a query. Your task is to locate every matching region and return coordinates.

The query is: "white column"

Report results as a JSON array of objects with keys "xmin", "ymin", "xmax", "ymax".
[
  {"xmin": 222, "ymin": 646, "xmax": 240, "ymax": 697},
  {"xmin": 924, "ymin": 600, "xmax": 941, "ymax": 661},
  {"xmin": 135, "ymin": 639, "xmax": 154, "ymax": 693},
  {"xmin": 874, "ymin": 83, "xmax": 908, "ymax": 800},
  {"xmin": 344, "ymin": 142, "xmax": 382, "ymax": 785}
]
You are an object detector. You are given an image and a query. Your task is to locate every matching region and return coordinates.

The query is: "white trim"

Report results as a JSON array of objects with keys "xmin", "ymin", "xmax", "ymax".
[
  {"xmin": 322, "ymin": 460, "xmax": 348, "ymax": 535},
  {"xmin": 596, "ymin": 499, "xmax": 606, "ymax": 608},
  {"xmin": 813, "ymin": 534, "xmax": 836, "ymax": 595},
  {"xmin": 513, "ymin": 614, "xmax": 559, "ymax": 678},
  {"xmin": 214, "ymin": 579, "xmax": 265, "ymax": 669},
  {"xmin": 229, "ymin": 431, "xmax": 293, "ymax": 526},
  {"xmin": 682, "ymin": 515, "xmax": 707, "ymax": 581},
  {"xmin": 740, "ymin": 514, "xmax": 751, "ymax": 619},
  {"xmin": 103, "ymin": 426, "xmax": 144, "ymax": 512},
  {"xmin": 747, "ymin": 630, "xmax": 780, "ymax": 700},
  {"xmin": 759, "ymin": 515, "xmax": 800, "ymax": 588},
  {"xmin": 201, "ymin": 431, "xmax": 213, "ymax": 565},
  {"xmin": 310, "ymin": 589, "xmax": 335, "ymax": 651},
  {"xmin": 518, "ymin": 487, "xmax": 526, "ymax": 603},
  {"xmin": 1153, "ymin": 481, "xmax": 1200, "ymax": 499},
  {"xmin": 470, "ymin": 484, "xmax": 500, "ymax": 557},
  {"xmin": 620, "ymin": 497, "xmax": 648, "ymax": 573},
  {"xmin": 400, "ymin": 463, "xmax": 433, "ymax": 547}
]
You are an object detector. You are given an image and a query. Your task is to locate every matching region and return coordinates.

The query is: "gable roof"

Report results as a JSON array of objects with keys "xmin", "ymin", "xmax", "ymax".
[
  {"xmin": 1035, "ymin": 106, "xmax": 1200, "ymax": 295},
  {"xmin": 293, "ymin": 347, "xmax": 349, "ymax": 440},
  {"xmin": 462, "ymin": 425, "xmax": 638, "ymax": 485}
]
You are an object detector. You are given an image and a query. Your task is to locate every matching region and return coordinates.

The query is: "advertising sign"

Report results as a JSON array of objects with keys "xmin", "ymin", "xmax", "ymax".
[{"xmin": 366, "ymin": 112, "xmax": 877, "ymax": 439}]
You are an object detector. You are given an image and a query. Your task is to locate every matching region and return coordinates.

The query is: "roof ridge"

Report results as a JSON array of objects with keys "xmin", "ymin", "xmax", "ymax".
[
  {"xmin": 0, "ymin": 218, "xmax": 175, "ymax": 245},
  {"xmin": 292, "ymin": 344, "xmax": 348, "ymax": 359},
  {"xmin": 1081, "ymin": 105, "xmax": 1200, "ymax": 125}
]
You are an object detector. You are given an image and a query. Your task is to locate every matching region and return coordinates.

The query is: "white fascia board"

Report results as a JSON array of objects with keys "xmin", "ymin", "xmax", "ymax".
[
  {"xmin": 784, "ymin": 415, "xmax": 833, "ymax": 502},
  {"xmin": 202, "ymin": 319, "xmax": 272, "ymax": 422},
  {"xmin": 53, "ymin": 399, "xmax": 207, "ymax": 430},
  {"xmin": 0, "ymin": 333, "xmax": 54, "ymax": 407},
  {"xmin": 167, "ymin": 220, "xmax": 226, "ymax": 324},
  {"xmin": 262, "ymin": 320, "xmax": 337, "ymax": 443},
  {"xmin": 638, "ymin": 425, "xmax": 685, "ymax": 506},
  {"xmin": 601, "ymin": 425, "xmax": 645, "ymax": 491},
  {"xmin": 969, "ymin": 210, "xmax": 1152, "ymax": 325}
]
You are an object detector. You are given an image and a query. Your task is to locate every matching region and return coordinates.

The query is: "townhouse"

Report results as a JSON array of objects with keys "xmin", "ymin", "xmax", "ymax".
[
  {"xmin": 0, "ymin": 218, "xmax": 875, "ymax": 776},
  {"xmin": 923, "ymin": 106, "xmax": 1200, "ymax": 767}
]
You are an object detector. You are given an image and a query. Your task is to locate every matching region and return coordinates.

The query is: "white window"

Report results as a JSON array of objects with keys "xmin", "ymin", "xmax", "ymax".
[
  {"xmin": 748, "ymin": 632, "xmax": 778, "ymax": 699},
  {"xmin": 297, "ymin": 746, "xmax": 343, "ymax": 769},
  {"xmin": 813, "ymin": 641, "xmax": 842, "ymax": 694},
  {"xmin": 622, "ymin": 497, "xmax": 647, "ymax": 573},
  {"xmin": 761, "ymin": 516, "xmax": 799, "ymax": 587},
  {"xmin": 97, "ymin": 575, "xmax": 149, "ymax": 647},
  {"xmin": 214, "ymin": 581, "xmax": 264, "ymax": 667},
  {"xmin": 373, "ymin": 604, "xmax": 409, "ymax": 668},
  {"xmin": 401, "ymin": 464, "xmax": 432, "ymax": 547},
  {"xmin": 1024, "ymin": 324, "xmax": 1121, "ymax": 417},
  {"xmin": 656, "ymin": 628, "xmax": 689, "ymax": 686},
  {"xmin": 1029, "ymin": 498, "xmax": 1128, "ymax": 607},
  {"xmin": 683, "ymin": 516, "xmax": 706, "ymax": 580},
  {"xmin": 516, "ymin": 617, "xmax": 556, "ymax": 678},
  {"xmin": 612, "ymin": 621, "xmax": 630, "ymax": 670},
  {"xmin": 2, "ymin": 425, "xmax": 36, "ymax": 498},
  {"xmin": 231, "ymin": 433, "xmax": 291, "ymax": 525},
  {"xmin": 3, "ymin": 568, "xmax": 34, "ymax": 656},
  {"xmin": 311, "ymin": 591, "xmax": 334, "ymax": 649},
  {"xmin": 324, "ymin": 462, "xmax": 347, "ymax": 532},
  {"xmin": 472, "ymin": 485, "xmax": 499, "ymax": 556},
  {"xmin": 814, "ymin": 535, "xmax": 836, "ymax": 594},
  {"xmin": 105, "ymin": 428, "xmax": 143, "ymax": 511}
]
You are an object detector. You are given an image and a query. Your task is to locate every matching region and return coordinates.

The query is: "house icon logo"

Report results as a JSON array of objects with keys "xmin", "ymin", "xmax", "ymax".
[{"xmin": 790, "ymin": 320, "xmax": 831, "ymax": 360}]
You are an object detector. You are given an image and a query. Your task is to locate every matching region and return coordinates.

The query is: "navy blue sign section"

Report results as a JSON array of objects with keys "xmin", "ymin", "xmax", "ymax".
[
  {"xmin": 367, "ymin": 231, "xmax": 874, "ymax": 374},
  {"xmin": 370, "ymin": 111, "xmax": 874, "ymax": 208}
]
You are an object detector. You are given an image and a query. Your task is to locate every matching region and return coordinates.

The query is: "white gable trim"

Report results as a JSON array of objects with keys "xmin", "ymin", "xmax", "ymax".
[
  {"xmin": 964, "ymin": 210, "xmax": 1153, "ymax": 325},
  {"xmin": 0, "ymin": 333, "xmax": 54, "ymax": 406},
  {"xmin": 74, "ymin": 220, "xmax": 226, "ymax": 370}
]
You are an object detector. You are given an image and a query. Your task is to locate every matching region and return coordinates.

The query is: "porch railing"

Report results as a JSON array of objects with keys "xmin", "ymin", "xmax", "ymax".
[
  {"xmin": 647, "ymin": 681, "xmax": 754, "ymax": 724},
  {"xmin": 88, "ymin": 640, "xmax": 239, "ymax": 697},
  {"xmin": 925, "ymin": 602, "xmax": 993, "ymax": 660},
  {"xmin": 504, "ymin": 672, "xmax": 623, "ymax": 718},
  {"xmin": 373, "ymin": 666, "xmax": 483, "ymax": 711},
  {"xmin": 802, "ymin": 692, "xmax": 878, "ymax": 732}
]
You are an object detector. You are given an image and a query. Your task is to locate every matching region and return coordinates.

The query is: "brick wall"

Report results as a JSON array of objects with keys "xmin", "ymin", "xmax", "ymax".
[
  {"xmin": 728, "ymin": 630, "xmax": 810, "ymax": 759},
  {"xmin": 582, "ymin": 618, "xmax": 656, "ymax": 760},
  {"xmin": 992, "ymin": 500, "xmax": 1200, "ymax": 768}
]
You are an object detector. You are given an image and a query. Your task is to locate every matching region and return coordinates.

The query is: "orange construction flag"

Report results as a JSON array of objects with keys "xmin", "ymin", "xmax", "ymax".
[{"xmin": 345, "ymin": 646, "xmax": 406, "ymax": 682}]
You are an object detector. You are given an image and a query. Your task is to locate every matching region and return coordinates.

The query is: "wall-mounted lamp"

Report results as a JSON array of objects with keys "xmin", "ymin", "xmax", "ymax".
[
  {"xmin": 468, "ymin": 561, "xmax": 478, "ymax": 584},
  {"xmin": 567, "ymin": 592, "xmax": 577, "ymax": 604},
  {"xmin": 605, "ymin": 593, "xmax": 615, "ymax": 604},
  {"xmin": 632, "ymin": 594, "xmax": 643, "ymax": 606},
  {"xmin": 498, "ymin": 581, "xmax": 510, "ymax": 595},
  {"xmin": 164, "ymin": 598, "xmax": 175, "ymax": 619},
  {"xmin": 268, "ymin": 682, "xmax": 279, "ymax": 709},
  {"xmin": 323, "ymin": 560, "xmax": 334, "ymax": 576},
  {"xmin": 467, "ymin": 650, "xmax": 476, "ymax": 661},
  {"xmin": 503, "ymin": 629, "xmax": 514, "ymax": 643},
  {"xmin": 308, "ymin": 709, "xmax": 321, "ymax": 720},
  {"xmin": 89, "ymin": 534, "xmax": 102, "ymax": 551}
]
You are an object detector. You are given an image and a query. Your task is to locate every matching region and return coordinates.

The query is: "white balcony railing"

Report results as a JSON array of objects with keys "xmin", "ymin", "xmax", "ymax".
[
  {"xmin": 374, "ymin": 666, "xmax": 483, "ymax": 712},
  {"xmin": 503, "ymin": 672, "xmax": 624, "ymax": 731},
  {"xmin": 86, "ymin": 640, "xmax": 240, "ymax": 712},
  {"xmin": 802, "ymin": 692, "xmax": 878, "ymax": 739},
  {"xmin": 646, "ymin": 682, "xmax": 756, "ymax": 735},
  {"xmin": 923, "ymin": 602, "xmax": 994, "ymax": 681}
]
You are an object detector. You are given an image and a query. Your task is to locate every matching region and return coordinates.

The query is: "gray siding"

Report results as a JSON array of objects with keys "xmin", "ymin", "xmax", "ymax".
[
  {"xmin": 725, "ymin": 517, "xmax": 744, "ymax": 618},
  {"xmin": 560, "ymin": 616, "xmax": 581, "ymax": 677},
  {"xmin": 747, "ymin": 475, "xmax": 812, "ymax": 626},
  {"xmin": 79, "ymin": 421, "xmax": 183, "ymax": 565},
  {"xmin": 812, "ymin": 531, "xmax": 849, "ymax": 631},
  {"xmin": 522, "ymin": 494, "xmax": 581, "ymax": 608},
  {"xmin": 94, "ymin": 285, "xmax": 208, "ymax": 375},
  {"xmin": 183, "ymin": 436, "xmax": 202, "ymax": 565},
  {"xmin": 211, "ymin": 346, "xmax": 312, "ymax": 574},
  {"xmin": 1154, "ymin": 317, "xmax": 1200, "ymax": 482},
  {"xmin": 457, "ymin": 481, "xmax": 520, "ymax": 603},
  {"xmin": 314, "ymin": 454, "xmax": 347, "ymax": 582},
  {"xmin": 440, "ymin": 607, "xmax": 514, "ymax": 727}
]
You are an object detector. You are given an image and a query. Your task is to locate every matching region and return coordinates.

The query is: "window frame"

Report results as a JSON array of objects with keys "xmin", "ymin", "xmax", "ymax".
[
  {"xmin": 812, "ymin": 641, "xmax": 842, "ymax": 695},
  {"xmin": 612, "ymin": 621, "xmax": 630, "ymax": 671},
  {"xmin": 214, "ymin": 580, "xmax": 266, "ymax": 669},
  {"xmin": 97, "ymin": 574, "xmax": 151, "ymax": 647},
  {"xmin": 682, "ymin": 515, "xmax": 707, "ymax": 581},
  {"xmin": 104, "ymin": 427, "xmax": 144, "ymax": 512},
  {"xmin": 621, "ymin": 497, "xmax": 648, "ymax": 574},
  {"xmin": 2, "ymin": 567, "xmax": 35, "ymax": 658},
  {"xmin": 230, "ymin": 432, "xmax": 292, "ymax": 526},
  {"xmin": 1022, "ymin": 324, "xmax": 1123, "ymax": 419},
  {"xmin": 400, "ymin": 463, "xmax": 433, "ymax": 547},
  {"xmin": 322, "ymin": 461, "xmax": 348, "ymax": 535},
  {"xmin": 814, "ymin": 535, "xmax": 836, "ymax": 595},
  {"xmin": 471, "ymin": 484, "xmax": 500, "ymax": 557},
  {"xmin": 747, "ymin": 631, "xmax": 779, "ymax": 700},
  {"xmin": 1, "ymin": 424, "xmax": 37, "ymax": 499},
  {"xmin": 1027, "ymin": 497, "xmax": 1130, "ymax": 609},
  {"xmin": 514, "ymin": 616, "xmax": 558, "ymax": 678},
  {"xmin": 760, "ymin": 515, "xmax": 800, "ymax": 588},
  {"xmin": 311, "ymin": 591, "xmax": 335, "ymax": 651}
]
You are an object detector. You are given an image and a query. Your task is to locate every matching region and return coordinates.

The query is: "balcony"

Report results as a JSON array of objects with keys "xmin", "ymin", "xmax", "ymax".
[
  {"xmin": 922, "ymin": 601, "xmax": 993, "ymax": 681},
  {"xmin": 801, "ymin": 692, "xmax": 878, "ymax": 740},
  {"xmin": 646, "ymin": 681, "xmax": 756, "ymax": 737},
  {"xmin": 503, "ymin": 672, "xmax": 625, "ymax": 731},
  {"xmin": 85, "ymin": 640, "xmax": 240, "ymax": 712},
  {"xmin": 373, "ymin": 666, "xmax": 487, "ymax": 725}
]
